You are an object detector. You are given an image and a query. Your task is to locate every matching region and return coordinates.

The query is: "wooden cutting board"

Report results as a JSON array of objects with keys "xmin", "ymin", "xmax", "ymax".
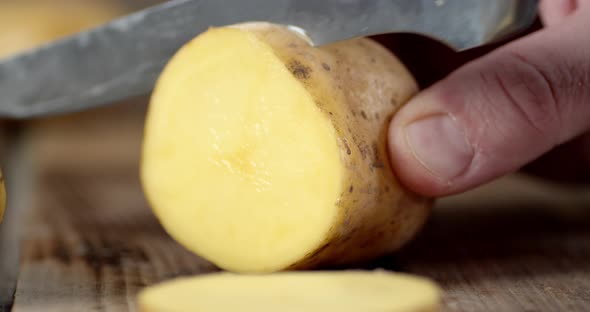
[{"xmin": 1, "ymin": 98, "xmax": 590, "ymax": 312}]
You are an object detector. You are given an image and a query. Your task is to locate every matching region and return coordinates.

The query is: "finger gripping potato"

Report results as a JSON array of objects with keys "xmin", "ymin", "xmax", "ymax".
[{"xmin": 140, "ymin": 22, "xmax": 431, "ymax": 273}]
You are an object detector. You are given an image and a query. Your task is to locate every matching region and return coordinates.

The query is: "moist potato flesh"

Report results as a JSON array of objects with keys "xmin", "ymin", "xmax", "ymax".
[{"xmin": 141, "ymin": 28, "xmax": 344, "ymax": 272}]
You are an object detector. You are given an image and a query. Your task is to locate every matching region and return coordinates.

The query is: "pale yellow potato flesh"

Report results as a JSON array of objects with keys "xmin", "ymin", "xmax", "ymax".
[
  {"xmin": 142, "ymin": 28, "xmax": 343, "ymax": 272},
  {"xmin": 138, "ymin": 271, "xmax": 441, "ymax": 312}
]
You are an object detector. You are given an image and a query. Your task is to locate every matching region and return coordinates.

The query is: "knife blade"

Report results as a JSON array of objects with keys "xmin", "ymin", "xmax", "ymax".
[{"xmin": 0, "ymin": 0, "xmax": 538, "ymax": 119}]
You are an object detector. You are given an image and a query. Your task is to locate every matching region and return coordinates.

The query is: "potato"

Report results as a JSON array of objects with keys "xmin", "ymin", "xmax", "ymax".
[
  {"xmin": 141, "ymin": 23, "xmax": 431, "ymax": 273},
  {"xmin": 138, "ymin": 271, "xmax": 441, "ymax": 312},
  {"xmin": 0, "ymin": 0, "xmax": 124, "ymax": 58}
]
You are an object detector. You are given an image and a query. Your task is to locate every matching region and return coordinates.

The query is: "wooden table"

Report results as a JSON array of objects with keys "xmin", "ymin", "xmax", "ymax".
[{"xmin": 1, "ymin": 98, "xmax": 589, "ymax": 311}]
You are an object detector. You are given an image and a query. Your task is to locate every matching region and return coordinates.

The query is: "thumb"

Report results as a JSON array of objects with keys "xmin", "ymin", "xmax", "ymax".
[{"xmin": 388, "ymin": 3, "xmax": 590, "ymax": 197}]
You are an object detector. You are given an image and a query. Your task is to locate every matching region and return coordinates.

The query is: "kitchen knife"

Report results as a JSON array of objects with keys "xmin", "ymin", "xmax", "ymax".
[{"xmin": 0, "ymin": 0, "xmax": 538, "ymax": 119}]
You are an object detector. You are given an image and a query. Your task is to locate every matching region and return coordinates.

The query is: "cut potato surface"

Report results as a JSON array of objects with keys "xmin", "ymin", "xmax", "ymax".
[
  {"xmin": 138, "ymin": 271, "xmax": 441, "ymax": 312},
  {"xmin": 143, "ymin": 27, "xmax": 343, "ymax": 272},
  {"xmin": 141, "ymin": 23, "xmax": 432, "ymax": 273}
]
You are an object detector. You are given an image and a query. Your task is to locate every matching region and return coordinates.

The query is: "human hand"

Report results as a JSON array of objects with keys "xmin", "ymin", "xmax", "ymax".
[{"xmin": 387, "ymin": 0, "xmax": 590, "ymax": 197}]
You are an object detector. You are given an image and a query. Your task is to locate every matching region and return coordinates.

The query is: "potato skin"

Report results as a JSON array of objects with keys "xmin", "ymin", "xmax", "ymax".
[{"xmin": 235, "ymin": 23, "xmax": 432, "ymax": 269}]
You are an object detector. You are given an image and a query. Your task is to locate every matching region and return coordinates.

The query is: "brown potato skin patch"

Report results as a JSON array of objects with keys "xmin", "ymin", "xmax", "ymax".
[
  {"xmin": 288, "ymin": 60, "xmax": 312, "ymax": 80},
  {"xmin": 232, "ymin": 23, "xmax": 432, "ymax": 270}
]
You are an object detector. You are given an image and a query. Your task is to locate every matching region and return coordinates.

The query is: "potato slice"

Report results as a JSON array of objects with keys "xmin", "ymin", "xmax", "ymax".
[
  {"xmin": 141, "ymin": 23, "xmax": 431, "ymax": 273},
  {"xmin": 138, "ymin": 271, "xmax": 441, "ymax": 312}
]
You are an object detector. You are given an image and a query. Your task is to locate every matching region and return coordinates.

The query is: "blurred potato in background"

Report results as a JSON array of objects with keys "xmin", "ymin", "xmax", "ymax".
[{"xmin": 0, "ymin": 0, "xmax": 128, "ymax": 58}]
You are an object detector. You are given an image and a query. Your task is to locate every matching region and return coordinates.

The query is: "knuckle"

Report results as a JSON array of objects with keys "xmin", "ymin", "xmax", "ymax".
[{"xmin": 480, "ymin": 49, "xmax": 564, "ymax": 144}]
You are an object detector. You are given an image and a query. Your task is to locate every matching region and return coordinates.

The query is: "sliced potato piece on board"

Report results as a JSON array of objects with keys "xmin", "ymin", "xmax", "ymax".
[{"xmin": 138, "ymin": 271, "xmax": 441, "ymax": 312}]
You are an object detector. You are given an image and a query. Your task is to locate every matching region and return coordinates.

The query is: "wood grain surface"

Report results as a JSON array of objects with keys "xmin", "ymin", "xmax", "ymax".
[
  {"xmin": 401, "ymin": 178, "xmax": 590, "ymax": 312},
  {"xmin": 10, "ymin": 102, "xmax": 218, "ymax": 312},
  {"xmin": 2, "ymin": 100, "xmax": 590, "ymax": 311}
]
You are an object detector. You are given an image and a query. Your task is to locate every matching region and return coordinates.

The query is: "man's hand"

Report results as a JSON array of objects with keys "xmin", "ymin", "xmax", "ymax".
[{"xmin": 388, "ymin": 0, "xmax": 590, "ymax": 196}]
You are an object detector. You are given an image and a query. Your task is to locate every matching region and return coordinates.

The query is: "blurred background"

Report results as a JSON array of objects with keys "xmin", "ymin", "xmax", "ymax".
[
  {"xmin": 0, "ymin": 1, "xmax": 589, "ymax": 311},
  {"xmin": 0, "ymin": 1, "xmax": 200, "ymax": 311},
  {"xmin": 0, "ymin": 0, "xmax": 166, "ymax": 170}
]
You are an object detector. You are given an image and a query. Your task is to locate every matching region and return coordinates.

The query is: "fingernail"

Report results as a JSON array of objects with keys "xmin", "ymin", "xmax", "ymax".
[{"xmin": 405, "ymin": 114, "xmax": 474, "ymax": 181}]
